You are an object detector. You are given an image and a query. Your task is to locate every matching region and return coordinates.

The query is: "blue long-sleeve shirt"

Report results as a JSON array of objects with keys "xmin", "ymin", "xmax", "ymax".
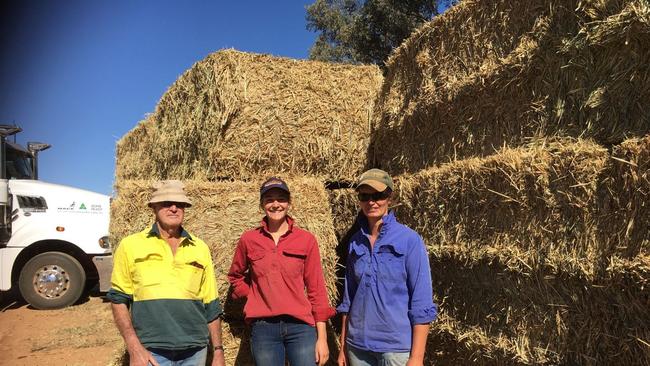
[{"xmin": 337, "ymin": 211, "xmax": 437, "ymax": 353}]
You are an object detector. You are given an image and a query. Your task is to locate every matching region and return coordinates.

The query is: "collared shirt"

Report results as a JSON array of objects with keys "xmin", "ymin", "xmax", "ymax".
[
  {"xmin": 337, "ymin": 211, "xmax": 438, "ymax": 353},
  {"xmin": 227, "ymin": 216, "xmax": 335, "ymax": 326},
  {"xmin": 107, "ymin": 224, "xmax": 223, "ymax": 350}
]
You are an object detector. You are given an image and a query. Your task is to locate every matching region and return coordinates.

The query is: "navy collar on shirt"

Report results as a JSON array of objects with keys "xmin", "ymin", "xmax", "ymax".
[{"xmin": 148, "ymin": 223, "xmax": 193, "ymax": 242}]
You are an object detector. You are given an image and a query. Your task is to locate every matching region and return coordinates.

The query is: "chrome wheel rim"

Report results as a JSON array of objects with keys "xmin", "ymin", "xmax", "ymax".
[{"xmin": 33, "ymin": 265, "xmax": 69, "ymax": 298}]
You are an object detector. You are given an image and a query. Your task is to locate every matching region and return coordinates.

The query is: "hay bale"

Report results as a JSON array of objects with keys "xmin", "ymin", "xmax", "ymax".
[
  {"xmin": 110, "ymin": 177, "xmax": 340, "ymax": 307},
  {"xmin": 427, "ymin": 313, "xmax": 536, "ymax": 366},
  {"xmin": 115, "ymin": 49, "xmax": 383, "ymax": 183},
  {"xmin": 395, "ymin": 138, "xmax": 612, "ymax": 277},
  {"xmin": 426, "ymin": 246, "xmax": 650, "ymax": 365},
  {"xmin": 114, "ymin": 115, "xmax": 156, "ymax": 182},
  {"xmin": 369, "ymin": 0, "xmax": 650, "ymax": 174},
  {"xmin": 327, "ymin": 188, "xmax": 359, "ymax": 243},
  {"xmin": 596, "ymin": 135, "xmax": 650, "ymax": 263}
]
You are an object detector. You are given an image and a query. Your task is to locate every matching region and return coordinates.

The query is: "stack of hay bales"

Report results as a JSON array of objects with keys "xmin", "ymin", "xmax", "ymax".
[
  {"xmin": 394, "ymin": 137, "xmax": 649, "ymax": 364},
  {"xmin": 368, "ymin": 0, "xmax": 650, "ymax": 364},
  {"xmin": 110, "ymin": 50, "xmax": 383, "ymax": 365},
  {"xmin": 368, "ymin": 0, "xmax": 650, "ymax": 174},
  {"xmin": 109, "ymin": 0, "xmax": 650, "ymax": 364}
]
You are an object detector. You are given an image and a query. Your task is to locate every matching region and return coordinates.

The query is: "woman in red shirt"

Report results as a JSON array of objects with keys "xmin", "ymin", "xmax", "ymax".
[{"xmin": 228, "ymin": 177, "xmax": 335, "ymax": 366}]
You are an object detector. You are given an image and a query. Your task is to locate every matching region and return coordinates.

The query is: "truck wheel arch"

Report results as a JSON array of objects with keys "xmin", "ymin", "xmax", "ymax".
[{"xmin": 11, "ymin": 240, "xmax": 99, "ymax": 289}]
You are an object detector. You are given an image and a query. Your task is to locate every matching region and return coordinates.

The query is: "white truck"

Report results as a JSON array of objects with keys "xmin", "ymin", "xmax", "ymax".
[{"xmin": 0, "ymin": 125, "xmax": 112, "ymax": 309}]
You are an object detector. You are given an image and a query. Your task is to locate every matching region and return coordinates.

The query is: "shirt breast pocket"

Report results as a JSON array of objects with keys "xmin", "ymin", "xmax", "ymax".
[
  {"xmin": 349, "ymin": 246, "xmax": 368, "ymax": 283},
  {"xmin": 248, "ymin": 250, "xmax": 269, "ymax": 278},
  {"xmin": 377, "ymin": 246, "xmax": 406, "ymax": 283},
  {"xmin": 282, "ymin": 248, "xmax": 307, "ymax": 277},
  {"xmin": 133, "ymin": 253, "xmax": 164, "ymax": 287},
  {"xmin": 177, "ymin": 261, "xmax": 205, "ymax": 296}
]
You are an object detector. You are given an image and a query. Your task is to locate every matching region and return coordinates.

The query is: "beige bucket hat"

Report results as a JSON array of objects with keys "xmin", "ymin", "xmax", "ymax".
[{"xmin": 148, "ymin": 180, "xmax": 192, "ymax": 207}]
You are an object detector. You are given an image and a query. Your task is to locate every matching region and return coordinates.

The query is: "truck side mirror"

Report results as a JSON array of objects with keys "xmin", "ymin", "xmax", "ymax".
[{"xmin": 27, "ymin": 142, "xmax": 51, "ymax": 153}]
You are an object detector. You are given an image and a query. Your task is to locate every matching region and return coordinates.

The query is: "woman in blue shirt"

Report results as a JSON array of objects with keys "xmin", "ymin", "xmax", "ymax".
[{"xmin": 337, "ymin": 169, "xmax": 438, "ymax": 366}]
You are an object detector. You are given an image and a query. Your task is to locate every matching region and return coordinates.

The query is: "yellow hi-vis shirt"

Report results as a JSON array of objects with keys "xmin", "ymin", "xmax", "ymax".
[{"xmin": 107, "ymin": 224, "xmax": 223, "ymax": 350}]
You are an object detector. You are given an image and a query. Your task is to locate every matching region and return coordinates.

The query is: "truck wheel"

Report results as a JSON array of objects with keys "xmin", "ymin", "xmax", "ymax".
[{"xmin": 18, "ymin": 252, "xmax": 86, "ymax": 310}]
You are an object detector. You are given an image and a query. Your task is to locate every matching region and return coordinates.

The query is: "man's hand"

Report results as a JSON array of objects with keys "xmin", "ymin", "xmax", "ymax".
[
  {"xmin": 315, "ymin": 338, "xmax": 329, "ymax": 366},
  {"xmin": 211, "ymin": 348, "xmax": 226, "ymax": 366},
  {"xmin": 111, "ymin": 303, "xmax": 158, "ymax": 366},
  {"xmin": 127, "ymin": 342, "xmax": 158, "ymax": 366},
  {"xmin": 208, "ymin": 318, "xmax": 225, "ymax": 366}
]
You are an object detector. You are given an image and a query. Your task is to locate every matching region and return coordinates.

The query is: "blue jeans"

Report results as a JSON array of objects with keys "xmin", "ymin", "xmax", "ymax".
[
  {"xmin": 148, "ymin": 346, "xmax": 207, "ymax": 366},
  {"xmin": 250, "ymin": 316, "xmax": 317, "ymax": 366},
  {"xmin": 347, "ymin": 344, "xmax": 410, "ymax": 366}
]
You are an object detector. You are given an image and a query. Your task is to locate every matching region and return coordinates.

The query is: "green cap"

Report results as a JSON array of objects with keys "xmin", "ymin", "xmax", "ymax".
[{"xmin": 356, "ymin": 168, "xmax": 394, "ymax": 192}]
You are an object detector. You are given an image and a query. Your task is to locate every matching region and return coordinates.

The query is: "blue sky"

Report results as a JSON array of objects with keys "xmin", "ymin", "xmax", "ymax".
[
  {"xmin": 1, "ymin": 1, "xmax": 318, "ymax": 195},
  {"xmin": 1, "ymin": 1, "xmax": 450, "ymax": 196}
]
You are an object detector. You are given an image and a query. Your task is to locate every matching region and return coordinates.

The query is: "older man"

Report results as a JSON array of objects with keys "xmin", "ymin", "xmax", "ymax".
[{"xmin": 108, "ymin": 180, "xmax": 225, "ymax": 366}]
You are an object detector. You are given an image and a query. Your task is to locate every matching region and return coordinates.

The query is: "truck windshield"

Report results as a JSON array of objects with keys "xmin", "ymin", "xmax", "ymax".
[{"xmin": 6, "ymin": 147, "xmax": 33, "ymax": 179}]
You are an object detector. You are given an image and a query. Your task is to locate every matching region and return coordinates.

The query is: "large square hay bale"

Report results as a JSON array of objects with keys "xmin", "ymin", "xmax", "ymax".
[{"xmin": 116, "ymin": 49, "xmax": 383, "ymax": 183}]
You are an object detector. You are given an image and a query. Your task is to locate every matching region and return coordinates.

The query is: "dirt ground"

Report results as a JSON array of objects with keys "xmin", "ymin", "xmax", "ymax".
[{"xmin": 0, "ymin": 289, "xmax": 122, "ymax": 366}]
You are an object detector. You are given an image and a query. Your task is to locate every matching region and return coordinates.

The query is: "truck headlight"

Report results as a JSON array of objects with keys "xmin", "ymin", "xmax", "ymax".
[{"xmin": 98, "ymin": 236, "xmax": 111, "ymax": 249}]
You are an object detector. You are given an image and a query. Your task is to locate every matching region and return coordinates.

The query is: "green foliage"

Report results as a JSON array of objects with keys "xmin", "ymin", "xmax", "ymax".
[{"xmin": 306, "ymin": 0, "xmax": 457, "ymax": 66}]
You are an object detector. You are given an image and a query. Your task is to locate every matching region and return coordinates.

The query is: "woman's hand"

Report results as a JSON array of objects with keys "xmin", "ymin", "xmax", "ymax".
[
  {"xmin": 405, "ymin": 357, "xmax": 424, "ymax": 366},
  {"xmin": 315, "ymin": 338, "xmax": 329, "ymax": 366},
  {"xmin": 338, "ymin": 314, "xmax": 348, "ymax": 366},
  {"xmin": 337, "ymin": 348, "xmax": 347, "ymax": 366}
]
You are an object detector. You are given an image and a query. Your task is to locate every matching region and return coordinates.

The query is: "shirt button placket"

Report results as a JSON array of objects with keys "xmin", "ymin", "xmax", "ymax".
[{"xmin": 272, "ymin": 248, "xmax": 278, "ymax": 272}]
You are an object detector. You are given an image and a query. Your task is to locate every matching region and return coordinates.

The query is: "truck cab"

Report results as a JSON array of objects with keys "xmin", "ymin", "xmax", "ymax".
[{"xmin": 0, "ymin": 125, "xmax": 112, "ymax": 309}]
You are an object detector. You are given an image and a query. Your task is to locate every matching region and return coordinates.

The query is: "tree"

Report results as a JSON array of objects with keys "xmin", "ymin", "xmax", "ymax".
[{"xmin": 306, "ymin": 0, "xmax": 458, "ymax": 67}]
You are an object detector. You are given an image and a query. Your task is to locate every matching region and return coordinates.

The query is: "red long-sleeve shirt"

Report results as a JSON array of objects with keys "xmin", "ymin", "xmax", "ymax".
[{"xmin": 227, "ymin": 216, "xmax": 335, "ymax": 326}]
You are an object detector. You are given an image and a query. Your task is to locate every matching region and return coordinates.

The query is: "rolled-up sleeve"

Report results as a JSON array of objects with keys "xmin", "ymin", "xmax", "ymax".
[{"xmin": 406, "ymin": 235, "xmax": 438, "ymax": 325}]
